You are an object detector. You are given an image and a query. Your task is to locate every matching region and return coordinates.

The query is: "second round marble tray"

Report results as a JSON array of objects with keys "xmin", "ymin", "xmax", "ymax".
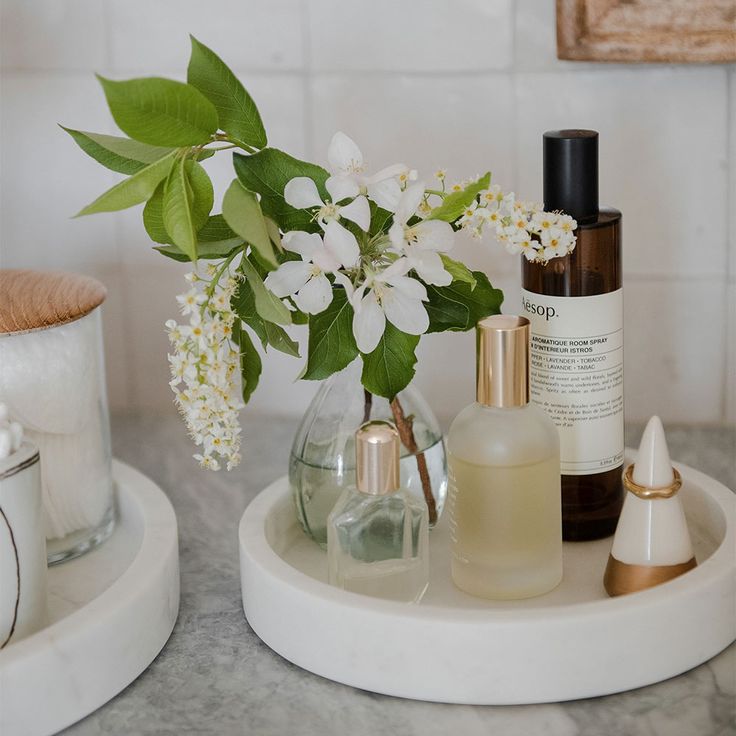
[
  {"xmin": 239, "ymin": 452, "xmax": 736, "ymax": 704},
  {"xmin": 0, "ymin": 460, "xmax": 180, "ymax": 736}
]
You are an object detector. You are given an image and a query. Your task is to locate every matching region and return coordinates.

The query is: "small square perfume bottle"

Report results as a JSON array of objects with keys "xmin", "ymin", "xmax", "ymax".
[{"xmin": 327, "ymin": 421, "xmax": 429, "ymax": 603}]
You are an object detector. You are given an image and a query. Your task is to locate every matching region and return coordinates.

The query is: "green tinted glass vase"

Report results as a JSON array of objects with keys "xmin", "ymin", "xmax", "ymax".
[{"xmin": 289, "ymin": 360, "xmax": 447, "ymax": 547}]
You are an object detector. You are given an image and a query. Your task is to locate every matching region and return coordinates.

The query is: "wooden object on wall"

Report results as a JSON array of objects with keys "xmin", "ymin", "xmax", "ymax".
[{"xmin": 557, "ymin": 0, "xmax": 736, "ymax": 63}]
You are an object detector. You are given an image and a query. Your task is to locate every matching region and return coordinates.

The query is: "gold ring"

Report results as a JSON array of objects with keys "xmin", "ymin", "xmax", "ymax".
[{"xmin": 623, "ymin": 464, "xmax": 682, "ymax": 499}]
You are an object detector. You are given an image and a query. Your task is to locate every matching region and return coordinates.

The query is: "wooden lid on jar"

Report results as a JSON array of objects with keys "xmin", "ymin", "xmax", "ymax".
[{"xmin": 0, "ymin": 269, "xmax": 107, "ymax": 335}]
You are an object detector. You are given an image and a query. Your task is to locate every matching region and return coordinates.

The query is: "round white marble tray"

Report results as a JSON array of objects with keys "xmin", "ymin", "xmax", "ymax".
[
  {"xmin": 0, "ymin": 460, "xmax": 180, "ymax": 736},
  {"xmin": 239, "ymin": 453, "xmax": 736, "ymax": 704}
]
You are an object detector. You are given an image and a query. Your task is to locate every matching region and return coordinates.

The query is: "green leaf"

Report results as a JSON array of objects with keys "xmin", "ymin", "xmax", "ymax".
[
  {"xmin": 360, "ymin": 323, "xmax": 419, "ymax": 399},
  {"xmin": 234, "ymin": 281, "xmax": 300, "ymax": 357},
  {"xmin": 236, "ymin": 325, "xmax": 262, "ymax": 404},
  {"xmin": 153, "ymin": 214, "xmax": 243, "ymax": 261},
  {"xmin": 187, "ymin": 36, "xmax": 267, "ymax": 149},
  {"xmin": 193, "ymin": 147, "xmax": 216, "ymax": 163},
  {"xmin": 232, "ymin": 279, "xmax": 267, "ymax": 344},
  {"xmin": 199, "ymin": 214, "xmax": 236, "ymax": 242},
  {"xmin": 240, "ymin": 256, "xmax": 291, "ymax": 325},
  {"xmin": 76, "ymin": 150, "xmax": 177, "ymax": 216},
  {"xmin": 222, "ymin": 180, "xmax": 277, "ymax": 268},
  {"xmin": 154, "ymin": 240, "xmax": 242, "ymax": 263},
  {"xmin": 440, "ymin": 254, "xmax": 476, "ymax": 289},
  {"xmin": 155, "ymin": 159, "xmax": 211, "ymax": 257},
  {"xmin": 289, "ymin": 307, "xmax": 309, "ymax": 325},
  {"xmin": 187, "ymin": 160, "xmax": 214, "ymax": 231},
  {"xmin": 428, "ymin": 172, "xmax": 491, "ymax": 223},
  {"xmin": 163, "ymin": 157, "xmax": 197, "ymax": 261},
  {"xmin": 143, "ymin": 182, "xmax": 171, "ymax": 243},
  {"xmin": 233, "ymin": 149, "xmax": 329, "ymax": 232},
  {"xmin": 302, "ymin": 289, "xmax": 357, "ymax": 380},
  {"xmin": 369, "ymin": 200, "xmax": 393, "ymax": 237},
  {"xmin": 424, "ymin": 271, "xmax": 504, "ymax": 334},
  {"xmin": 264, "ymin": 321, "xmax": 300, "ymax": 357},
  {"xmin": 61, "ymin": 127, "xmax": 174, "ymax": 175},
  {"xmin": 264, "ymin": 217, "xmax": 282, "ymax": 251},
  {"xmin": 97, "ymin": 75, "xmax": 219, "ymax": 147}
]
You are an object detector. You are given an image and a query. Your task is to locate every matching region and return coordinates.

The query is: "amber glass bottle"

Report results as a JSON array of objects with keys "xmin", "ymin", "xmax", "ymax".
[{"xmin": 522, "ymin": 130, "xmax": 623, "ymax": 541}]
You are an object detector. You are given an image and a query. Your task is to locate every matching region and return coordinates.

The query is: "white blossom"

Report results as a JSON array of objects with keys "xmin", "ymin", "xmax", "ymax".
[
  {"xmin": 456, "ymin": 181, "xmax": 577, "ymax": 264},
  {"xmin": 284, "ymin": 176, "xmax": 370, "ymax": 234},
  {"xmin": 324, "ymin": 131, "xmax": 409, "ymax": 212},
  {"xmin": 166, "ymin": 273, "xmax": 243, "ymax": 471},
  {"xmin": 176, "ymin": 288, "xmax": 206, "ymax": 315},
  {"xmin": 264, "ymin": 231, "xmax": 341, "ymax": 314},
  {"xmin": 388, "ymin": 183, "xmax": 455, "ymax": 286},
  {"xmin": 344, "ymin": 258, "xmax": 430, "ymax": 354}
]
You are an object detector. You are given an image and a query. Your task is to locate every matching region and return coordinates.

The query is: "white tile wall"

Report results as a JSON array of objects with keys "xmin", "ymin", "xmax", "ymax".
[
  {"xmin": 0, "ymin": 74, "xmax": 118, "ymax": 271},
  {"xmin": 514, "ymin": 0, "xmax": 604, "ymax": 72},
  {"xmin": 107, "ymin": 0, "xmax": 304, "ymax": 73},
  {"xmin": 308, "ymin": 0, "xmax": 513, "ymax": 72},
  {"xmin": 623, "ymin": 280, "xmax": 726, "ymax": 423},
  {"xmin": 0, "ymin": 0, "xmax": 107, "ymax": 71},
  {"xmin": 1, "ymin": 1, "xmax": 734, "ymax": 425},
  {"xmin": 310, "ymin": 74, "xmax": 516, "ymax": 189}
]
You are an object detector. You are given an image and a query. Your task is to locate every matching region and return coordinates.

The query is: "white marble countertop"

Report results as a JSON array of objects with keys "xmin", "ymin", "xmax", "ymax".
[{"xmin": 61, "ymin": 414, "xmax": 735, "ymax": 736}]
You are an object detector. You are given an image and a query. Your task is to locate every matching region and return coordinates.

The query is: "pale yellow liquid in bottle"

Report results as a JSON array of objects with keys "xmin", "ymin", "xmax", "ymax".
[{"xmin": 449, "ymin": 454, "xmax": 562, "ymax": 600}]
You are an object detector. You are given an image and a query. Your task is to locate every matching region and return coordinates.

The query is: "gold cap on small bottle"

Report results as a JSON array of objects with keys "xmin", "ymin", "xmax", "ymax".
[
  {"xmin": 476, "ymin": 315, "xmax": 530, "ymax": 408},
  {"xmin": 355, "ymin": 420, "xmax": 401, "ymax": 495}
]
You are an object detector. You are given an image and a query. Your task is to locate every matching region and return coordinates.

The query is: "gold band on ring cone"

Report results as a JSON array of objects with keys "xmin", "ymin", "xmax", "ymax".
[{"xmin": 623, "ymin": 464, "xmax": 682, "ymax": 500}]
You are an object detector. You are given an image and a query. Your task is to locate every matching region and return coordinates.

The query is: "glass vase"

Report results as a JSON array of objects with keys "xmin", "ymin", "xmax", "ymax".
[{"xmin": 289, "ymin": 360, "xmax": 447, "ymax": 547}]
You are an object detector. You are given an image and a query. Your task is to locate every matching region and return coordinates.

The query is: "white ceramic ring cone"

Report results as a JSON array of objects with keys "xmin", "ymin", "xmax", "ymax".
[{"xmin": 604, "ymin": 416, "xmax": 696, "ymax": 596}]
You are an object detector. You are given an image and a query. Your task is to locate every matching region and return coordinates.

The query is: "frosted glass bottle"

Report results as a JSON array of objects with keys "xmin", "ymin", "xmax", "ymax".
[
  {"xmin": 447, "ymin": 315, "xmax": 562, "ymax": 600},
  {"xmin": 328, "ymin": 421, "xmax": 429, "ymax": 603}
]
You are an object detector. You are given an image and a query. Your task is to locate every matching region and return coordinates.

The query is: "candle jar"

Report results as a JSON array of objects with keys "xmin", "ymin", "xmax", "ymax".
[{"xmin": 0, "ymin": 270, "xmax": 115, "ymax": 564}]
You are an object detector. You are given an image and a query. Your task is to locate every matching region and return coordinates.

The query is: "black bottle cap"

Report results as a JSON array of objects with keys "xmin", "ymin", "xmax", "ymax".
[{"xmin": 543, "ymin": 129, "xmax": 599, "ymax": 223}]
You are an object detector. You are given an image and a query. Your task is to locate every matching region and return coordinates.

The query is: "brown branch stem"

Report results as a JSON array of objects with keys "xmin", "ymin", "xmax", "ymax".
[
  {"xmin": 362, "ymin": 389, "xmax": 373, "ymax": 424},
  {"xmin": 390, "ymin": 396, "xmax": 437, "ymax": 525}
]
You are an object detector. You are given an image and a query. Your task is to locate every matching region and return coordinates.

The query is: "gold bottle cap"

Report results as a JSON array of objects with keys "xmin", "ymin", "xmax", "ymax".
[
  {"xmin": 355, "ymin": 420, "xmax": 401, "ymax": 495},
  {"xmin": 476, "ymin": 315, "xmax": 530, "ymax": 408}
]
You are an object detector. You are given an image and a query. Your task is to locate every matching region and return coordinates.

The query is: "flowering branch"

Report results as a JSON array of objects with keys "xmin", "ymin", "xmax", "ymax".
[{"xmin": 65, "ymin": 36, "xmax": 578, "ymax": 475}]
